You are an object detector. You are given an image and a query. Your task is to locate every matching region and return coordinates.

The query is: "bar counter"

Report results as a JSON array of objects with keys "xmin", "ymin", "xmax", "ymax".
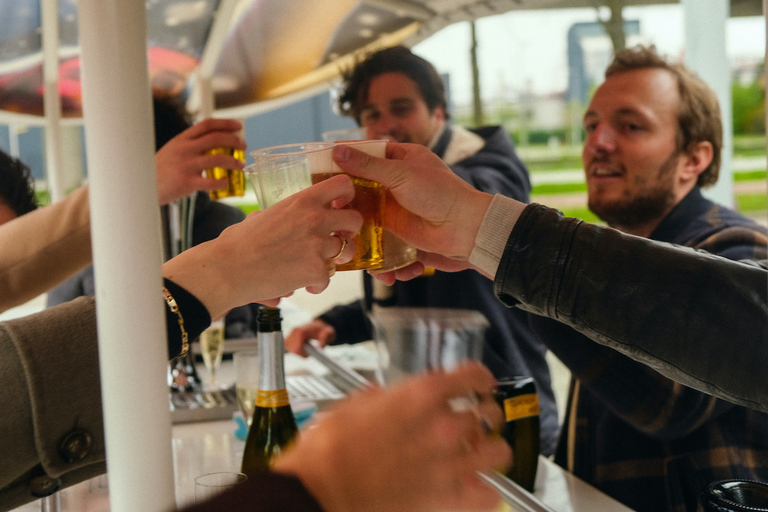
[{"xmin": 11, "ymin": 344, "xmax": 633, "ymax": 512}]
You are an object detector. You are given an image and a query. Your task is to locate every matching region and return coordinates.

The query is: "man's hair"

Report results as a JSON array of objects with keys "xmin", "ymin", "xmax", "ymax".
[
  {"xmin": 0, "ymin": 149, "xmax": 38, "ymax": 217},
  {"xmin": 605, "ymin": 45, "xmax": 722, "ymax": 188},
  {"xmin": 152, "ymin": 93, "xmax": 192, "ymax": 150},
  {"xmin": 337, "ymin": 45, "xmax": 449, "ymax": 123}
]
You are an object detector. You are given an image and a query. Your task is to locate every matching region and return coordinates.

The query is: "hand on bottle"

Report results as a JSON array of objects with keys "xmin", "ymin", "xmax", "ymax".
[
  {"xmin": 285, "ymin": 319, "xmax": 336, "ymax": 357},
  {"xmin": 274, "ymin": 362, "xmax": 511, "ymax": 512},
  {"xmin": 162, "ymin": 174, "xmax": 360, "ymax": 319},
  {"xmin": 331, "ymin": 142, "xmax": 494, "ymax": 276},
  {"xmin": 155, "ymin": 118, "xmax": 247, "ymax": 205}
]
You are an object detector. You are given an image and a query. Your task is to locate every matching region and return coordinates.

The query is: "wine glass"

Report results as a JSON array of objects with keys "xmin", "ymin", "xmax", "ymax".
[
  {"xmin": 199, "ymin": 319, "xmax": 226, "ymax": 390},
  {"xmin": 194, "ymin": 472, "xmax": 247, "ymax": 503},
  {"xmin": 234, "ymin": 350, "xmax": 260, "ymax": 427}
]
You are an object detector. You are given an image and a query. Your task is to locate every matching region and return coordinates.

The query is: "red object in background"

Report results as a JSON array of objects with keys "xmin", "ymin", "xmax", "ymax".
[{"xmin": 0, "ymin": 47, "xmax": 199, "ymax": 117}]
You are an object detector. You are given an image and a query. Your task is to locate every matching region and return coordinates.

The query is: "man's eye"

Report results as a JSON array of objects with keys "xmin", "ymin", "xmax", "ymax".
[
  {"xmin": 391, "ymin": 106, "xmax": 412, "ymax": 117},
  {"xmin": 360, "ymin": 111, "xmax": 379, "ymax": 124}
]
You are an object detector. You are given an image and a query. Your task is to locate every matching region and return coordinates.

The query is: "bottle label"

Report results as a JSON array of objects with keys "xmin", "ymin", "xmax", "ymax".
[
  {"xmin": 256, "ymin": 389, "xmax": 291, "ymax": 408},
  {"xmin": 503, "ymin": 393, "xmax": 540, "ymax": 421}
]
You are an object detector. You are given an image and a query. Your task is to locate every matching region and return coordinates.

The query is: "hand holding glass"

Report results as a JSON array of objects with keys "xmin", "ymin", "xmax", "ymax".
[{"xmin": 246, "ymin": 140, "xmax": 387, "ymax": 271}]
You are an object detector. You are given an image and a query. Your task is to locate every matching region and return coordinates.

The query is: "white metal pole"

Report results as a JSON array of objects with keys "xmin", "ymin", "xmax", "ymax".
[
  {"xmin": 41, "ymin": 0, "xmax": 66, "ymax": 202},
  {"xmin": 682, "ymin": 0, "xmax": 734, "ymax": 208},
  {"xmin": 78, "ymin": 0, "xmax": 175, "ymax": 510}
]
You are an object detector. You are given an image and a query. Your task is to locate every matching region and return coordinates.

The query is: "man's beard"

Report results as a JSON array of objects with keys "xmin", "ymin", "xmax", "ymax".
[{"xmin": 588, "ymin": 149, "xmax": 679, "ymax": 231}]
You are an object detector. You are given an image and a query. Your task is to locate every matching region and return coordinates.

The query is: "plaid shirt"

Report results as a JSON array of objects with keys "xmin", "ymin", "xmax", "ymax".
[{"xmin": 532, "ymin": 188, "xmax": 768, "ymax": 512}]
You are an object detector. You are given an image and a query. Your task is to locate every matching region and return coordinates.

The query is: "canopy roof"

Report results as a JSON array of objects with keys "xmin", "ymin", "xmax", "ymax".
[{"xmin": 0, "ymin": 0, "xmax": 762, "ymax": 123}]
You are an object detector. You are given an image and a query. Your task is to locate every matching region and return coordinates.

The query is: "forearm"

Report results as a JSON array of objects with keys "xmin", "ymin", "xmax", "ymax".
[
  {"xmin": 0, "ymin": 186, "xmax": 92, "ymax": 313},
  {"xmin": 495, "ymin": 204, "xmax": 768, "ymax": 412}
]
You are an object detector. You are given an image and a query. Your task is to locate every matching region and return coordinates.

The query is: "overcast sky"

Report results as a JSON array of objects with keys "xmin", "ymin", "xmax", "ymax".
[{"xmin": 413, "ymin": 5, "xmax": 765, "ymax": 105}]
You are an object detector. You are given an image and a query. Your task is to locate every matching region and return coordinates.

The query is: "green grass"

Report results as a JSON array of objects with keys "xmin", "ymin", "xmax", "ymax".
[
  {"xmin": 35, "ymin": 190, "xmax": 51, "ymax": 207},
  {"xmin": 525, "ymin": 157, "xmax": 581, "ymax": 173},
  {"xmin": 733, "ymin": 135, "xmax": 767, "ymax": 153},
  {"xmin": 737, "ymin": 193, "xmax": 768, "ymax": 212},
  {"xmin": 238, "ymin": 204, "xmax": 260, "ymax": 215},
  {"xmin": 553, "ymin": 206, "xmax": 601, "ymax": 223},
  {"xmin": 531, "ymin": 182, "xmax": 586, "ymax": 194},
  {"xmin": 734, "ymin": 170, "xmax": 767, "ymax": 181}
]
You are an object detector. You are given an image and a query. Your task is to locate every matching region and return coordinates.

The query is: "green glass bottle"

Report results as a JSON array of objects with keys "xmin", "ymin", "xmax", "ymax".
[
  {"xmin": 495, "ymin": 376, "xmax": 541, "ymax": 492},
  {"xmin": 241, "ymin": 306, "xmax": 298, "ymax": 476}
]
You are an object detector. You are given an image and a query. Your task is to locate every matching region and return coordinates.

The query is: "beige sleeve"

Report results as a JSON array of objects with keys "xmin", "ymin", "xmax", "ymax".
[
  {"xmin": 0, "ymin": 186, "xmax": 92, "ymax": 313},
  {"xmin": 0, "ymin": 296, "xmax": 106, "ymax": 509},
  {"xmin": 468, "ymin": 194, "xmax": 527, "ymax": 278}
]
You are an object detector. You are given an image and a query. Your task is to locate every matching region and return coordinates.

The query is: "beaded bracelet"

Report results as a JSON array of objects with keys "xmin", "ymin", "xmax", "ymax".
[{"xmin": 162, "ymin": 286, "xmax": 189, "ymax": 357}]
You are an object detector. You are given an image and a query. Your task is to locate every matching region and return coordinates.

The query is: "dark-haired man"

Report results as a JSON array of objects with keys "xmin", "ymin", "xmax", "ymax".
[{"xmin": 286, "ymin": 45, "xmax": 561, "ymax": 456}]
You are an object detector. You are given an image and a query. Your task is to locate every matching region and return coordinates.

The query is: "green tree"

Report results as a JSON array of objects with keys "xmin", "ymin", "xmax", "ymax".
[
  {"xmin": 470, "ymin": 21, "xmax": 484, "ymax": 127},
  {"xmin": 732, "ymin": 76, "xmax": 765, "ymax": 135}
]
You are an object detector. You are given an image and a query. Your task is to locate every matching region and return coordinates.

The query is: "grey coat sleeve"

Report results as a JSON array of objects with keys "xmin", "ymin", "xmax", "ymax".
[
  {"xmin": 494, "ymin": 203, "xmax": 768, "ymax": 412},
  {"xmin": 0, "ymin": 297, "xmax": 106, "ymax": 511}
]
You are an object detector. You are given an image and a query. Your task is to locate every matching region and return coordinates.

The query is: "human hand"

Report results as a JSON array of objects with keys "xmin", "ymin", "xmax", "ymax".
[
  {"xmin": 332, "ymin": 143, "xmax": 494, "ymax": 272},
  {"xmin": 285, "ymin": 319, "xmax": 336, "ymax": 357},
  {"xmin": 155, "ymin": 118, "xmax": 247, "ymax": 205},
  {"xmin": 162, "ymin": 174, "xmax": 361, "ymax": 319},
  {"xmin": 274, "ymin": 362, "xmax": 510, "ymax": 512}
]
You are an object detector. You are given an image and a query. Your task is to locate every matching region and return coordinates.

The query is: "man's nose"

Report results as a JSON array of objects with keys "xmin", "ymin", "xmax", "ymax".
[
  {"xmin": 371, "ymin": 112, "xmax": 397, "ymax": 136},
  {"xmin": 585, "ymin": 123, "xmax": 616, "ymax": 154}
]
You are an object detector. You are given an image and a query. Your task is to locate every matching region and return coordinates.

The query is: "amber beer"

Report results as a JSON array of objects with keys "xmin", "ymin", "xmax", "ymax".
[
  {"xmin": 311, "ymin": 172, "xmax": 384, "ymax": 271},
  {"xmin": 206, "ymin": 147, "xmax": 246, "ymax": 200}
]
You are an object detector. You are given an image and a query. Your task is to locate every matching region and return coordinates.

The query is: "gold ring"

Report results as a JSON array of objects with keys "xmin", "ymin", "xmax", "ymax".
[{"xmin": 331, "ymin": 235, "xmax": 347, "ymax": 260}]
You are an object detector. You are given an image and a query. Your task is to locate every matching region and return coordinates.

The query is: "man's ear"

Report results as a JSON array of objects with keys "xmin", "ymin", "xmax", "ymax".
[
  {"xmin": 680, "ymin": 141, "xmax": 713, "ymax": 182},
  {"xmin": 432, "ymin": 105, "xmax": 446, "ymax": 123}
]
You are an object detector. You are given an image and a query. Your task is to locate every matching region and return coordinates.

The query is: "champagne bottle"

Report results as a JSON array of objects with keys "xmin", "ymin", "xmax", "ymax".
[
  {"xmin": 241, "ymin": 306, "xmax": 298, "ymax": 476},
  {"xmin": 495, "ymin": 376, "xmax": 541, "ymax": 492}
]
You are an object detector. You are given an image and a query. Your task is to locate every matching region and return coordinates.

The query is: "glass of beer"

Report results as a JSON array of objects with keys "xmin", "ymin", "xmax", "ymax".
[
  {"xmin": 321, "ymin": 126, "xmax": 366, "ymax": 142},
  {"xmin": 320, "ymin": 139, "xmax": 417, "ymax": 273},
  {"xmin": 206, "ymin": 146, "xmax": 246, "ymax": 200},
  {"xmin": 246, "ymin": 140, "xmax": 387, "ymax": 271},
  {"xmin": 311, "ymin": 140, "xmax": 387, "ymax": 271}
]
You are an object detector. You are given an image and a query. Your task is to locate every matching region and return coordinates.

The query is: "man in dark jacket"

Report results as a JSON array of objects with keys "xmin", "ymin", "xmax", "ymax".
[
  {"xmin": 285, "ymin": 45, "xmax": 559, "ymax": 455},
  {"xmin": 531, "ymin": 45, "xmax": 768, "ymax": 512}
]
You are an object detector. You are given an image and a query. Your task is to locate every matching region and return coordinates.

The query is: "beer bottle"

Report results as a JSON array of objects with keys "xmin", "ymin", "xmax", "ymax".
[
  {"xmin": 241, "ymin": 306, "xmax": 298, "ymax": 476},
  {"xmin": 495, "ymin": 376, "xmax": 541, "ymax": 492}
]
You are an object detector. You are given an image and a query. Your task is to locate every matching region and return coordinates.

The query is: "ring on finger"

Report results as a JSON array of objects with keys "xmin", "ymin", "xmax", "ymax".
[{"xmin": 331, "ymin": 234, "xmax": 347, "ymax": 260}]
